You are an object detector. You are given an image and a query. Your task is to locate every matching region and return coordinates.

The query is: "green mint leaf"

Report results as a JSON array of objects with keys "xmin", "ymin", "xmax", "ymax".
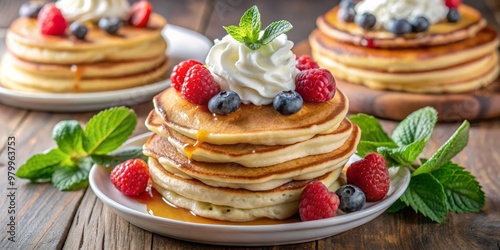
[
  {"xmin": 260, "ymin": 20, "xmax": 293, "ymax": 45},
  {"xmin": 223, "ymin": 25, "xmax": 244, "ymax": 43},
  {"xmin": 244, "ymin": 37, "xmax": 261, "ymax": 50},
  {"xmin": 386, "ymin": 107, "xmax": 437, "ymax": 165},
  {"xmin": 432, "ymin": 162, "xmax": 485, "ymax": 213},
  {"xmin": 356, "ymin": 141, "xmax": 396, "ymax": 159},
  {"xmin": 387, "ymin": 198, "xmax": 408, "ymax": 213},
  {"xmin": 52, "ymin": 120, "xmax": 85, "ymax": 155},
  {"xmin": 16, "ymin": 148, "xmax": 69, "ymax": 181},
  {"xmin": 413, "ymin": 120, "xmax": 469, "ymax": 176},
  {"xmin": 391, "ymin": 107, "xmax": 437, "ymax": 147},
  {"xmin": 239, "ymin": 5, "xmax": 260, "ymax": 42},
  {"xmin": 83, "ymin": 107, "xmax": 137, "ymax": 155},
  {"xmin": 52, "ymin": 158, "xmax": 92, "ymax": 191},
  {"xmin": 400, "ymin": 173, "xmax": 448, "ymax": 223},
  {"xmin": 349, "ymin": 114, "xmax": 394, "ymax": 143},
  {"xmin": 91, "ymin": 147, "xmax": 146, "ymax": 167}
]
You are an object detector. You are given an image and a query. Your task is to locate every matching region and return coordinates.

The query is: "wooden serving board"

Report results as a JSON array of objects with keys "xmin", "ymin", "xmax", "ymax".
[{"xmin": 293, "ymin": 42, "xmax": 500, "ymax": 122}]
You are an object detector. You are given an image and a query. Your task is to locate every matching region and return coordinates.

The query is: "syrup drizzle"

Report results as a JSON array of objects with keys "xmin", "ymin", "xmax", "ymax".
[
  {"xmin": 134, "ymin": 187, "xmax": 300, "ymax": 225},
  {"xmin": 183, "ymin": 130, "xmax": 210, "ymax": 160},
  {"xmin": 70, "ymin": 65, "xmax": 84, "ymax": 92}
]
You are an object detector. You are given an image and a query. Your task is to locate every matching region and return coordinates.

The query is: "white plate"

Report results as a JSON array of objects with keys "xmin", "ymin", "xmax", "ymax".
[
  {"xmin": 0, "ymin": 25, "xmax": 213, "ymax": 112},
  {"xmin": 89, "ymin": 133, "xmax": 411, "ymax": 246}
]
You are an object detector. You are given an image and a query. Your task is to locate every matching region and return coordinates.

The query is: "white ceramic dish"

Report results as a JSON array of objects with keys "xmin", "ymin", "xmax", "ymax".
[
  {"xmin": 0, "ymin": 25, "xmax": 213, "ymax": 112},
  {"xmin": 89, "ymin": 133, "xmax": 411, "ymax": 246}
]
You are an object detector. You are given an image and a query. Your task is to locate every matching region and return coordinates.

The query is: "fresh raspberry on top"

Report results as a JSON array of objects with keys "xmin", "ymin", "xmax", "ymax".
[
  {"xmin": 299, "ymin": 181, "xmax": 340, "ymax": 221},
  {"xmin": 38, "ymin": 3, "xmax": 67, "ymax": 36},
  {"xmin": 445, "ymin": 0, "xmax": 461, "ymax": 8},
  {"xmin": 295, "ymin": 68, "xmax": 336, "ymax": 103},
  {"xmin": 110, "ymin": 159, "xmax": 150, "ymax": 197},
  {"xmin": 129, "ymin": 0, "xmax": 153, "ymax": 27},
  {"xmin": 296, "ymin": 55, "xmax": 319, "ymax": 71},
  {"xmin": 170, "ymin": 59, "xmax": 203, "ymax": 92},
  {"xmin": 346, "ymin": 153, "xmax": 390, "ymax": 202},
  {"xmin": 181, "ymin": 64, "xmax": 221, "ymax": 105}
]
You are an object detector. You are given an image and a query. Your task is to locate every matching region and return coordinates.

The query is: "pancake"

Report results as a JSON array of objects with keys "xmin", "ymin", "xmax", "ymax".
[
  {"xmin": 6, "ymin": 13, "xmax": 167, "ymax": 64},
  {"xmin": 146, "ymin": 110, "xmax": 353, "ymax": 168},
  {"xmin": 143, "ymin": 125, "xmax": 359, "ymax": 191},
  {"xmin": 153, "ymin": 180, "xmax": 342, "ymax": 222},
  {"xmin": 153, "ymin": 87, "xmax": 349, "ymax": 145},
  {"xmin": 148, "ymin": 157, "xmax": 342, "ymax": 220},
  {"xmin": 0, "ymin": 56, "xmax": 169, "ymax": 93},
  {"xmin": 316, "ymin": 51, "xmax": 499, "ymax": 93},
  {"xmin": 317, "ymin": 5, "xmax": 486, "ymax": 48},
  {"xmin": 309, "ymin": 26, "xmax": 499, "ymax": 72}
]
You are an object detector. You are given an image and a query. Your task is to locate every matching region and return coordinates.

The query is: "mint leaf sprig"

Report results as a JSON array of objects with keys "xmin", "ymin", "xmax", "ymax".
[
  {"xmin": 224, "ymin": 5, "xmax": 293, "ymax": 50},
  {"xmin": 350, "ymin": 107, "xmax": 485, "ymax": 223},
  {"xmin": 16, "ymin": 107, "xmax": 145, "ymax": 191}
]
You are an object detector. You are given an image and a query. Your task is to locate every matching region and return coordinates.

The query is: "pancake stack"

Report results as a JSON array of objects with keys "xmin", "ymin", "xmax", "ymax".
[
  {"xmin": 310, "ymin": 4, "xmax": 499, "ymax": 94},
  {"xmin": 143, "ymin": 87, "xmax": 360, "ymax": 222},
  {"xmin": 0, "ymin": 13, "xmax": 168, "ymax": 93}
]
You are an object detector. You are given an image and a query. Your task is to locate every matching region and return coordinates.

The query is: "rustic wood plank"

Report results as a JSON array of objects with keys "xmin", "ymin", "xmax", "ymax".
[{"xmin": 151, "ymin": 0, "xmax": 212, "ymax": 32}]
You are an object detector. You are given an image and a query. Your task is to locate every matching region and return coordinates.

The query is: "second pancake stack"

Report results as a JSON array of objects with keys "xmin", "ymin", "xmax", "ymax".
[
  {"xmin": 310, "ymin": 4, "xmax": 499, "ymax": 94},
  {"xmin": 143, "ymin": 87, "xmax": 360, "ymax": 222}
]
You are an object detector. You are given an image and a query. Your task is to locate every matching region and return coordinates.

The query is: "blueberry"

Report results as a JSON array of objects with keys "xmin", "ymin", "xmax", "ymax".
[
  {"xmin": 98, "ymin": 17, "xmax": 122, "ymax": 34},
  {"xmin": 339, "ymin": 0, "xmax": 356, "ymax": 10},
  {"xmin": 387, "ymin": 19, "xmax": 412, "ymax": 35},
  {"xmin": 355, "ymin": 12, "xmax": 377, "ymax": 30},
  {"xmin": 19, "ymin": 2, "xmax": 44, "ymax": 18},
  {"xmin": 273, "ymin": 90, "xmax": 303, "ymax": 115},
  {"xmin": 409, "ymin": 16, "xmax": 430, "ymax": 33},
  {"xmin": 447, "ymin": 8, "xmax": 460, "ymax": 23},
  {"xmin": 335, "ymin": 184, "xmax": 366, "ymax": 213},
  {"xmin": 70, "ymin": 22, "xmax": 88, "ymax": 40},
  {"xmin": 337, "ymin": 7, "xmax": 356, "ymax": 23},
  {"xmin": 208, "ymin": 91, "xmax": 241, "ymax": 115}
]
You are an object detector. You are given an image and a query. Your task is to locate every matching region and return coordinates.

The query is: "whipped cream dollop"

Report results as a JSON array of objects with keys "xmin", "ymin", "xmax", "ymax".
[
  {"xmin": 205, "ymin": 34, "xmax": 299, "ymax": 106},
  {"xmin": 355, "ymin": 0, "xmax": 449, "ymax": 29},
  {"xmin": 56, "ymin": 0, "xmax": 130, "ymax": 22}
]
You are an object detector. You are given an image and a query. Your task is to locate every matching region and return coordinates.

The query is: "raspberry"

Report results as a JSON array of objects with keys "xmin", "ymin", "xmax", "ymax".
[
  {"xmin": 38, "ymin": 3, "xmax": 67, "ymax": 36},
  {"xmin": 445, "ymin": 0, "xmax": 461, "ymax": 8},
  {"xmin": 346, "ymin": 153, "xmax": 390, "ymax": 202},
  {"xmin": 38, "ymin": 3, "xmax": 68, "ymax": 36},
  {"xmin": 299, "ymin": 182, "xmax": 339, "ymax": 221},
  {"xmin": 181, "ymin": 64, "xmax": 221, "ymax": 105},
  {"xmin": 110, "ymin": 159, "xmax": 150, "ymax": 197},
  {"xmin": 296, "ymin": 55, "xmax": 319, "ymax": 71},
  {"xmin": 129, "ymin": 0, "xmax": 153, "ymax": 27},
  {"xmin": 295, "ymin": 68, "xmax": 336, "ymax": 103},
  {"xmin": 170, "ymin": 60, "xmax": 203, "ymax": 92}
]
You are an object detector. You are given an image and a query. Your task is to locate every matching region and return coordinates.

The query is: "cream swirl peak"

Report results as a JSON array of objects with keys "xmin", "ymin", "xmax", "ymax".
[
  {"xmin": 355, "ymin": 0, "xmax": 448, "ymax": 29},
  {"xmin": 56, "ymin": 0, "xmax": 130, "ymax": 22},
  {"xmin": 206, "ymin": 33, "xmax": 299, "ymax": 106}
]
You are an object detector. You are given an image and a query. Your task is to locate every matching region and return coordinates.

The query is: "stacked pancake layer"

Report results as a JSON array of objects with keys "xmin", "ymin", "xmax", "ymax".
[
  {"xmin": 143, "ymin": 88, "xmax": 360, "ymax": 222},
  {"xmin": 310, "ymin": 5, "xmax": 499, "ymax": 94},
  {"xmin": 0, "ymin": 14, "xmax": 169, "ymax": 93}
]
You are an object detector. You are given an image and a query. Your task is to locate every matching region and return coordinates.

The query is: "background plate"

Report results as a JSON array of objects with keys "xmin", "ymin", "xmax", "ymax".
[
  {"xmin": 89, "ymin": 133, "xmax": 411, "ymax": 246},
  {"xmin": 0, "ymin": 25, "xmax": 213, "ymax": 112}
]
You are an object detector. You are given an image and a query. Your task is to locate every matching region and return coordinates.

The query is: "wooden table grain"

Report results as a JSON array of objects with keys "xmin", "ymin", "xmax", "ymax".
[{"xmin": 0, "ymin": 0, "xmax": 499, "ymax": 249}]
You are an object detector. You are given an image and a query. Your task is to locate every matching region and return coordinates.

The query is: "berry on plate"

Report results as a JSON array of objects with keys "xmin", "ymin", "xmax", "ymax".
[
  {"xmin": 335, "ymin": 184, "xmax": 366, "ymax": 213},
  {"xmin": 171, "ymin": 60, "xmax": 203, "ymax": 91},
  {"xmin": 409, "ymin": 16, "xmax": 430, "ymax": 33},
  {"xmin": 355, "ymin": 12, "xmax": 376, "ymax": 30},
  {"xmin": 346, "ymin": 153, "xmax": 390, "ymax": 202},
  {"xmin": 110, "ymin": 159, "xmax": 150, "ymax": 197},
  {"xmin": 296, "ymin": 55, "xmax": 319, "ymax": 71},
  {"xmin": 208, "ymin": 90, "xmax": 241, "ymax": 115},
  {"xmin": 299, "ymin": 182, "xmax": 339, "ymax": 221},
  {"xmin": 295, "ymin": 68, "xmax": 336, "ymax": 103},
  {"xmin": 447, "ymin": 8, "xmax": 461, "ymax": 23},
  {"xmin": 181, "ymin": 64, "xmax": 221, "ymax": 105},
  {"xmin": 273, "ymin": 90, "xmax": 303, "ymax": 115},
  {"xmin": 387, "ymin": 19, "xmax": 412, "ymax": 35},
  {"xmin": 38, "ymin": 3, "xmax": 67, "ymax": 36},
  {"xmin": 130, "ymin": 0, "xmax": 153, "ymax": 27}
]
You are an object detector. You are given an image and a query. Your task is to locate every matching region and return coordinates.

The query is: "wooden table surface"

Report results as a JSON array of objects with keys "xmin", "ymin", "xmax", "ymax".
[{"xmin": 0, "ymin": 0, "xmax": 499, "ymax": 249}]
